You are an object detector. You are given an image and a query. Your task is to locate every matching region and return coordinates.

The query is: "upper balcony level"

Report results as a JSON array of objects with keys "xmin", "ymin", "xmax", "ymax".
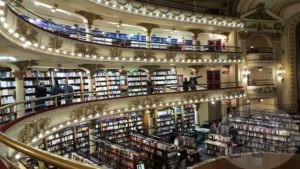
[{"xmin": 0, "ymin": 1, "xmax": 243, "ymax": 65}]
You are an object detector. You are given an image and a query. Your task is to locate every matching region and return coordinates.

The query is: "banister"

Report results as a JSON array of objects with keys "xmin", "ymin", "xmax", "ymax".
[{"xmin": 0, "ymin": 132, "xmax": 102, "ymax": 169}]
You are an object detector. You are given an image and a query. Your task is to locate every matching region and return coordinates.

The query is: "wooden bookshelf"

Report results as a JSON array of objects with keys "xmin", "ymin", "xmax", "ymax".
[
  {"xmin": 151, "ymin": 69, "xmax": 178, "ymax": 93},
  {"xmin": 127, "ymin": 69, "xmax": 148, "ymax": 96},
  {"xmin": 0, "ymin": 68, "xmax": 16, "ymax": 124}
]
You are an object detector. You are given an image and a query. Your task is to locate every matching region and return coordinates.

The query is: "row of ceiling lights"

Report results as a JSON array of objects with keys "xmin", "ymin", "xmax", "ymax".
[{"xmin": 92, "ymin": 0, "xmax": 244, "ymax": 28}]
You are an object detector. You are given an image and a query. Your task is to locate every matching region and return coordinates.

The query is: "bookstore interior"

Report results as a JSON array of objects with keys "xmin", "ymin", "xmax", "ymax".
[{"xmin": 1, "ymin": 0, "xmax": 300, "ymax": 169}]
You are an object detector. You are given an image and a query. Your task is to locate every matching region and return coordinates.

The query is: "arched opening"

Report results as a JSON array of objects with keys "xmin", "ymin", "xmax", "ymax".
[
  {"xmin": 295, "ymin": 23, "xmax": 300, "ymax": 111},
  {"xmin": 247, "ymin": 34, "xmax": 272, "ymax": 53}
]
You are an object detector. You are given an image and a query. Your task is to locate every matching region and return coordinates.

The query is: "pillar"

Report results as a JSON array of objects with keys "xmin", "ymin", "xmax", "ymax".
[
  {"xmin": 75, "ymin": 10, "xmax": 103, "ymax": 42},
  {"xmin": 187, "ymin": 29, "xmax": 203, "ymax": 51},
  {"xmin": 13, "ymin": 70, "xmax": 25, "ymax": 117},
  {"xmin": 137, "ymin": 23, "xmax": 159, "ymax": 49},
  {"xmin": 197, "ymin": 102, "xmax": 209, "ymax": 125},
  {"xmin": 79, "ymin": 64, "xmax": 104, "ymax": 100},
  {"xmin": 86, "ymin": 24, "xmax": 92, "ymax": 42},
  {"xmin": 146, "ymin": 31, "xmax": 151, "ymax": 49}
]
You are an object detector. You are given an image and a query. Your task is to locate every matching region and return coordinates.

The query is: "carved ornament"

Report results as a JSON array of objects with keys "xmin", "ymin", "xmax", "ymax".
[
  {"xmin": 48, "ymin": 36, "xmax": 63, "ymax": 49},
  {"xmin": 109, "ymin": 48, "xmax": 122, "ymax": 57},
  {"xmin": 75, "ymin": 43, "xmax": 98, "ymax": 55},
  {"xmin": 128, "ymin": 96, "xmax": 164, "ymax": 108},
  {"xmin": 16, "ymin": 19, "xmax": 38, "ymax": 43},
  {"xmin": 68, "ymin": 103, "xmax": 108, "ymax": 121}
]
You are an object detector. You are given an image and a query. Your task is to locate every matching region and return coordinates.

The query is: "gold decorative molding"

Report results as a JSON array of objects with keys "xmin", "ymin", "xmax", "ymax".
[
  {"xmin": 48, "ymin": 36, "xmax": 63, "ymax": 49},
  {"xmin": 17, "ymin": 117, "xmax": 51, "ymax": 144},
  {"xmin": 165, "ymin": 51, "xmax": 177, "ymax": 60},
  {"xmin": 140, "ymin": 65, "xmax": 160, "ymax": 74},
  {"xmin": 109, "ymin": 48, "xmax": 122, "ymax": 57},
  {"xmin": 69, "ymin": 103, "xmax": 108, "ymax": 121},
  {"xmin": 75, "ymin": 11, "xmax": 102, "ymax": 27},
  {"xmin": 13, "ymin": 60, "xmax": 38, "ymax": 80},
  {"xmin": 185, "ymin": 52, "xmax": 202, "ymax": 60},
  {"xmin": 181, "ymin": 93, "xmax": 208, "ymax": 102},
  {"xmin": 79, "ymin": 64, "xmax": 105, "ymax": 76},
  {"xmin": 128, "ymin": 96, "xmax": 164, "ymax": 108},
  {"xmin": 16, "ymin": 19, "xmax": 38, "ymax": 43},
  {"xmin": 137, "ymin": 23, "xmax": 159, "ymax": 35},
  {"xmin": 75, "ymin": 43, "xmax": 98, "ymax": 55},
  {"xmin": 134, "ymin": 50, "xmax": 155, "ymax": 60},
  {"xmin": 186, "ymin": 29, "xmax": 203, "ymax": 39}
]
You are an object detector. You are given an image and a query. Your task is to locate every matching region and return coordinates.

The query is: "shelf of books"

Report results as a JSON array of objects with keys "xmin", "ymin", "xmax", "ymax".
[
  {"xmin": 94, "ymin": 69, "xmax": 121, "ymax": 99},
  {"xmin": 183, "ymin": 105, "xmax": 196, "ymax": 133},
  {"xmin": 0, "ymin": 68, "xmax": 16, "ymax": 124},
  {"xmin": 94, "ymin": 112, "xmax": 143, "ymax": 146},
  {"xmin": 53, "ymin": 69, "xmax": 88, "ymax": 103},
  {"xmin": 155, "ymin": 108, "xmax": 175, "ymax": 137},
  {"xmin": 228, "ymin": 111, "xmax": 300, "ymax": 153},
  {"xmin": 151, "ymin": 69, "xmax": 177, "ymax": 93},
  {"xmin": 94, "ymin": 139, "xmax": 143, "ymax": 169},
  {"xmin": 75, "ymin": 122, "xmax": 90, "ymax": 154},
  {"xmin": 23, "ymin": 70, "xmax": 53, "ymax": 112},
  {"xmin": 106, "ymin": 69, "xmax": 121, "ymax": 98},
  {"xmin": 127, "ymin": 69, "xmax": 148, "ymax": 96},
  {"xmin": 45, "ymin": 127, "xmax": 75, "ymax": 156},
  {"xmin": 129, "ymin": 133, "xmax": 178, "ymax": 169},
  {"xmin": 175, "ymin": 106, "xmax": 183, "ymax": 132},
  {"xmin": 94, "ymin": 69, "xmax": 108, "ymax": 99},
  {"xmin": 204, "ymin": 134, "xmax": 230, "ymax": 157}
]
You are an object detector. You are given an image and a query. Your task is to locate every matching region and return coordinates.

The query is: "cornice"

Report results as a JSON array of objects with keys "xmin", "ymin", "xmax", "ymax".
[{"xmin": 89, "ymin": 0, "xmax": 244, "ymax": 29}]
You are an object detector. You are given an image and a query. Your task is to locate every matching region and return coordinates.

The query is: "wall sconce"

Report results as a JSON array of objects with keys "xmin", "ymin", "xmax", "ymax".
[
  {"xmin": 258, "ymin": 67, "xmax": 262, "ymax": 71},
  {"xmin": 259, "ymin": 99, "xmax": 264, "ymax": 102},
  {"xmin": 278, "ymin": 65, "xmax": 285, "ymax": 81}
]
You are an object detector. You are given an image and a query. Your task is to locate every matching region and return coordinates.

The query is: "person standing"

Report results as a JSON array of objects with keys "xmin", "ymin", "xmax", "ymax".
[
  {"xmin": 63, "ymin": 80, "xmax": 74, "ymax": 104},
  {"xmin": 35, "ymin": 82, "xmax": 47, "ymax": 111},
  {"xmin": 51, "ymin": 80, "xmax": 63, "ymax": 106},
  {"xmin": 183, "ymin": 78, "xmax": 189, "ymax": 92}
]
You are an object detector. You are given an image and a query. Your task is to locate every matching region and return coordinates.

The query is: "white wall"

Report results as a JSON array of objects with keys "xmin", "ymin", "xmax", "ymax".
[
  {"xmin": 249, "ymin": 68, "xmax": 273, "ymax": 81},
  {"xmin": 198, "ymin": 102, "xmax": 209, "ymax": 125}
]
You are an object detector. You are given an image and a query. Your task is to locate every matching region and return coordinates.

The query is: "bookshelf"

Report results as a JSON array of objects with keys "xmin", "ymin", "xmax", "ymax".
[
  {"xmin": 94, "ymin": 69, "xmax": 121, "ymax": 99},
  {"xmin": 129, "ymin": 133, "xmax": 178, "ymax": 169},
  {"xmin": 204, "ymin": 134, "xmax": 230, "ymax": 157},
  {"xmin": 75, "ymin": 122, "xmax": 90, "ymax": 154},
  {"xmin": 0, "ymin": 68, "xmax": 16, "ymax": 124},
  {"xmin": 94, "ymin": 112, "xmax": 143, "ymax": 146},
  {"xmin": 53, "ymin": 69, "xmax": 88, "ymax": 103},
  {"xmin": 155, "ymin": 108, "xmax": 175, "ymax": 137},
  {"xmin": 106, "ymin": 69, "xmax": 121, "ymax": 98},
  {"xmin": 23, "ymin": 70, "xmax": 53, "ymax": 112},
  {"xmin": 151, "ymin": 69, "xmax": 177, "ymax": 93},
  {"xmin": 183, "ymin": 105, "xmax": 196, "ymax": 133},
  {"xmin": 94, "ymin": 139, "xmax": 143, "ymax": 169},
  {"xmin": 228, "ymin": 111, "xmax": 300, "ymax": 154},
  {"xmin": 46, "ymin": 127, "xmax": 75, "ymax": 156},
  {"xmin": 94, "ymin": 69, "xmax": 108, "ymax": 99},
  {"xmin": 127, "ymin": 69, "xmax": 148, "ymax": 96}
]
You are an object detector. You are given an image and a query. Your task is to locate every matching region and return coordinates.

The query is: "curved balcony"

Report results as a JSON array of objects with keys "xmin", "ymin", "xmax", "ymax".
[
  {"xmin": 0, "ymin": 2, "xmax": 243, "ymax": 65},
  {"xmin": 0, "ymin": 83, "xmax": 245, "ymax": 168},
  {"xmin": 0, "ymin": 82, "xmax": 243, "ymax": 125}
]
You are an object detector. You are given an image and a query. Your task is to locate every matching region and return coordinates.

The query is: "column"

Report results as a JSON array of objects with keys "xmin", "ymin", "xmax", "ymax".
[
  {"xmin": 86, "ymin": 24, "xmax": 92, "ymax": 42},
  {"xmin": 75, "ymin": 10, "xmax": 103, "ymax": 42},
  {"xmin": 13, "ymin": 70, "xmax": 25, "ymax": 117},
  {"xmin": 236, "ymin": 31, "xmax": 247, "ymax": 109},
  {"xmin": 146, "ymin": 31, "xmax": 151, "ymax": 49},
  {"xmin": 79, "ymin": 64, "xmax": 104, "ymax": 100},
  {"xmin": 137, "ymin": 23, "xmax": 159, "ymax": 49},
  {"xmin": 187, "ymin": 29, "xmax": 203, "ymax": 51}
]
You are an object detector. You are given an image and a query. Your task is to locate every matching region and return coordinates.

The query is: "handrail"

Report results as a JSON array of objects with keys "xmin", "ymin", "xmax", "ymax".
[
  {"xmin": 0, "ymin": 132, "xmax": 102, "ymax": 169},
  {"xmin": 7, "ymin": 1, "xmax": 241, "ymax": 53},
  {"xmin": 0, "ymin": 81, "xmax": 243, "ymax": 126}
]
